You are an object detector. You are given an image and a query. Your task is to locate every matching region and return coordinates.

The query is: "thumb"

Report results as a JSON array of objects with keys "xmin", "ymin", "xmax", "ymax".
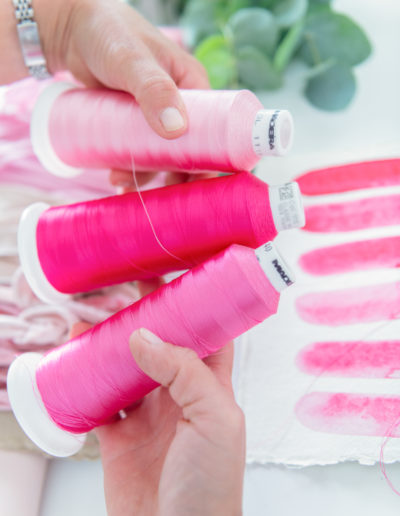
[
  {"xmin": 130, "ymin": 329, "xmax": 241, "ymax": 427},
  {"xmin": 102, "ymin": 40, "xmax": 187, "ymax": 139}
]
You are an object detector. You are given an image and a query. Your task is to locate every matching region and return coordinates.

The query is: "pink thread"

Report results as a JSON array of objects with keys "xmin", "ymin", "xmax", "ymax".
[
  {"xmin": 298, "ymin": 236, "xmax": 400, "ymax": 276},
  {"xmin": 380, "ymin": 417, "xmax": 400, "ymax": 496},
  {"xmin": 48, "ymin": 88, "xmax": 264, "ymax": 173},
  {"xmin": 296, "ymin": 282, "xmax": 400, "ymax": 326},
  {"xmin": 35, "ymin": 244, "xmax": 280, "ymax": 433},
  {"xmin": 297, "ymin": 340, "xmax": 400, "ymax": 378},
  {"xmin": 36, "ymin": 172, "xmax": 277, "ymax": 293},
  {"xmin": 304, "ymin": 194, "xmax": 400, "ymax": 233},
  {"xmin": 295, "ymin": 392, "xmax": 400, "ymax": 438},
  {"xmin": 297, "ymin": 159, "xmax": 400, "ymax": 196}
]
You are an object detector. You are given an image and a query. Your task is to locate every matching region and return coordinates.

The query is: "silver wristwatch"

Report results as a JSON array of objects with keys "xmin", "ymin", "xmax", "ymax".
[{"xmin": 13, "ymin": 0, "xmax": 51, "ymax": 80}]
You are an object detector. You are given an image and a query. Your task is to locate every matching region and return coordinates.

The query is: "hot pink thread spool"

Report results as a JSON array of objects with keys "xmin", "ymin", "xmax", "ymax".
[
  {"xmin": 7, "ymin": 242, "xmax": 294, "ymax": 457},
  {"xmin": 18, "ymin": 173, "xmax": 304, "ymax": 303},
  {"xmin": 31, "ymin": 82, "xmax": 294, "ymax": 177}
]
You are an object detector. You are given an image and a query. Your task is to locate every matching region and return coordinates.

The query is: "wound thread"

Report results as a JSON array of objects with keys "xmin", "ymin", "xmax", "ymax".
[
  {"xmin": 35, "ymin": 244, "xmax": 281, "ymax": 433},
  {"xmin": 33, "ymin": 85, "xmax": 293, "ymax": 176},
  {"xmin": 34, "ymin": 173, "xmax": 281, "ymax": 294}
]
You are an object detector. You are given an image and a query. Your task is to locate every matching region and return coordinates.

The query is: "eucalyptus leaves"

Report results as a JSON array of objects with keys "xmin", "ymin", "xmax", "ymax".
[{"xmin": 179, "ymin": 0, "xmax": 372, "ymax": 110}]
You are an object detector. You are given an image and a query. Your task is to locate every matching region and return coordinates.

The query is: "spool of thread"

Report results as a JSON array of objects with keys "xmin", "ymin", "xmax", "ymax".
[
  {"xmin": 18, "ymin": 172, "xmax": 304, "ymax": 303},
  {"xmin": 7, "ymin": 242, "xmax": 294, "ymax": 457},
  {"xmin": 31, "ymin": 82, "xmax": 294, "ymax": 177}
]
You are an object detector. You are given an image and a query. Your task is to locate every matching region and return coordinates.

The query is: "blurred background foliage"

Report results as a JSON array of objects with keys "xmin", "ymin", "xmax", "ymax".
[{"xmin": 129, "ymin": 0, "xmax": 372, "ymax": 111}]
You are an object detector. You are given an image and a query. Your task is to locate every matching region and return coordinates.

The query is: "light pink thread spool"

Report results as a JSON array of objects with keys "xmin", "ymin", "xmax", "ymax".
[
  {"xmin": 31, "ymin": 82, "xmax": 294, "ymax": 177},
  {"xmin": 8, "ymin": 242, "xmax": 294, "ymax": 457},
  {"xmin": 18, "ymin": 173, "xmax": 304, "ymax": 303}
]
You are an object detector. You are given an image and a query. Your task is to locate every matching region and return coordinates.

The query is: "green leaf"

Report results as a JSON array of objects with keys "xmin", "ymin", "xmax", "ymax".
[
  {"xmin": 216, "ymin": 0, "xmax": 251, "ymax": 22},
  {"xmin": 274, "ymin": 16, "xmax": 305, "ymax": 72},
  {"xmin": 195, "ymin": 35, "xmax": 237, "ymax": 89},
  {"xmin": 305, "ymin": 61, "xmax": 356, "ymax": 110},
  {"xmin": 299, "ymin": 10, "xmax": 372, "ymax": 66},
  {"xmin": 272, "ymin": 0, "xmax": 308, "ymax": 28},
  {"xmin": 236, "ymin": 45, "xmax": 283, "ymax": 90},
  {"xmin": 227, "ymin": 8, "xmax": 279, "ymax": 56},
  {"xmin": 180, "ymin": 0, "xmax": 220, "ymax": 46}
]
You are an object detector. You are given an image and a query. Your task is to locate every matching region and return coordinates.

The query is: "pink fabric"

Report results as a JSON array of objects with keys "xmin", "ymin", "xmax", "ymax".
[
  {"xmin": 0, "ymin": 78, "xmax": 137, "ymax": 410},
  {"xmin": 0, "ymin": 76, "xmax": 113, "ymax": 198}
]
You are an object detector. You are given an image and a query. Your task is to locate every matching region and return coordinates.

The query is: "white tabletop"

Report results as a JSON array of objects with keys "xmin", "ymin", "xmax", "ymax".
[{"xmin": 40, "ymin": 0, "xmax": 400, "ymax": 514}]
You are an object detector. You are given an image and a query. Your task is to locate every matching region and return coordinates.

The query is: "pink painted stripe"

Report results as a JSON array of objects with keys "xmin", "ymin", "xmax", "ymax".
[
  {"xmin": 304, "ymin": 194, "xmax": 400, "ymax": 233},
  {"xmin": 299, "ymin": 236, "xmax": 400, "ymax": 275},
  {"xmin": 297, "ymin": 159, "xmax": 400, "ymax": 196},
  {"xmin": 296, "ymin": 282, "xmax": 400, "ymax": 326},
  {"xmin": 296, "ymin": 392, "xmax": 400, "ymax": 437},
  {"xmin": 297, "ymin": 341, "xmax": 400, "ymax": 378}
]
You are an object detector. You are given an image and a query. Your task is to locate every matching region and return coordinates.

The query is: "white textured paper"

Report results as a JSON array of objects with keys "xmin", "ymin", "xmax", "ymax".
[
  {"xmin": 237, "ymin": 143, "xmax": 400, "ymax": 466},
  {"xmin": 237, "ymin": 0, "xmax": 400, "ymax": 465}
]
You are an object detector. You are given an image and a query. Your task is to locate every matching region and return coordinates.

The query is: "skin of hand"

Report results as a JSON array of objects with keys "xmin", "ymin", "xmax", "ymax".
[
  {"xmin": 71, "ymin": 315, "xmax": 245, "ymax": 516},
  {"xmin": 3, "ymin": 0, "xmax": 209, "ymax": 139}
]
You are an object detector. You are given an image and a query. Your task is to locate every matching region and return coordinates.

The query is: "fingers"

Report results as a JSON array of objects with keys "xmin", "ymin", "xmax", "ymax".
[
  {"xmin": 136, "ymin": 277, "xmax": 164, "ymax": 298},
  {"xmin": 69, "ymin": 322, "xmax": 92, "ymax": 339},
  {"xmin": 103, "ymin": 37, "xmax": 188, "ymax": 139},
  {"xmin": 109, "ymin": 170, "xmax": 157, "ymax": 189},
  {"xmin": 130, "ymin": 329, "xmax": 239, "ymax": 425},
  {"xmin": 173, "ymin": 54, "xmax": 210, "ymax": 90},
  {"xmin": 110, "ymin": 169, "xmax": 218, "ymax": 190},
  {"xmin": 203, "ymin": 341, "xmax": 235, "ymax": 392}
]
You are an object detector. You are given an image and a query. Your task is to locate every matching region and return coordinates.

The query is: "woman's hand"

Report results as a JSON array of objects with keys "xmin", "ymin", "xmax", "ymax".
[
  {"xmin": 4, "ymin": 0, "xmax": 209, "ymax": 138},
  {"xmin": 71, "ymin": 320, "xmax": 245, "ymax": 516}
]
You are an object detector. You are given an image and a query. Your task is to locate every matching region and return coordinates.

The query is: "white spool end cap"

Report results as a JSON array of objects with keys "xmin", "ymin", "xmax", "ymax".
[
  {"xmin": 255, "ymin": 242, "xmax": 295, "ymax": 293},
  {"xmin": 252, "ymin": 109, "xmax": 294, "ymax": 156},
  {"xmin": 31, "ymin": 81, "xmax": 84, "ymax": 178},
  {"xmin": 269, "ymin": 182, "xmax": 305, "ymax": 232},
  {"xmin": 7, "ymin": 353, "xmax": 86, "ymax": 457},
  {"xmin": 18, "ymin": 202, "xmax": 70, "ymax": 304}
]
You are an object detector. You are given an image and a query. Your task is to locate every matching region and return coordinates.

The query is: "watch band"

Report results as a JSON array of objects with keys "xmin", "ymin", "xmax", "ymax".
[{"xmin": 13, "ymin": 0, "xmax": 51, "ymax": 80}]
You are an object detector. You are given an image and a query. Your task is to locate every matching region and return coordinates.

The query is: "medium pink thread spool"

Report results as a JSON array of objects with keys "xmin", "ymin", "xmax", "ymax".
[
  {"xmin": 31, "ymin": 82, "xmax": 294, "ymax": 177},
  {"xmin": 18, "ymin": 173, "xmax": 304, "ymax": 303},
  {"xmin": 7, "ymin": 242, "xmax": 294, "ymax": 457}
]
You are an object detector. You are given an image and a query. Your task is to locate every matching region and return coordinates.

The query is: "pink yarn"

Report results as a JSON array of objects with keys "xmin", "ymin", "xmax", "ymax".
[
  {"xmin": 37, "ymin": 172, "xmax": 277, "ymax": 293},
  {"xmin": 48, "ymin": 87, "xmax": 264, "ymax": 173},
  {"xmin": 36, "ymin": 244, "xmax": 280, "ymax": 433}
]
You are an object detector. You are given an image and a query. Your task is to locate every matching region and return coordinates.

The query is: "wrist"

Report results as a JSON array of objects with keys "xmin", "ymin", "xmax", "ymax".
[{"xmin": 32, "ymin": 0, "xmax": 76, "ymax": 73}]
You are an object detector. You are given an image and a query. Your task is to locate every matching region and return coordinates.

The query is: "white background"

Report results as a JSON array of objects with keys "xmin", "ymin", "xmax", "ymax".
[{"xmin": 40, "ymin": 0, "xmax": 400, "ymax": 514}]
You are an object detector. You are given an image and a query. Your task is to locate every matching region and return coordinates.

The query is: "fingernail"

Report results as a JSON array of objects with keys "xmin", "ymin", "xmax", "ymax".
[
  {"xmin": 139, "ymin": 328, "xmax": 165, "ymax": 347},
  {"xmin": 160, "ymin": 107, "xmax": 185, "ymax": 132}
]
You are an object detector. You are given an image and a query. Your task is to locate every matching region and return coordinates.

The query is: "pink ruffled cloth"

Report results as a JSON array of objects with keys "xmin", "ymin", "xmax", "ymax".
[
  {"xmin": 0, "ymin": 76, "xmax": 141, "ymax": 411},
  {"xmin": 0, "ymin": 74, "xmax": 115, "ymax": 198}
]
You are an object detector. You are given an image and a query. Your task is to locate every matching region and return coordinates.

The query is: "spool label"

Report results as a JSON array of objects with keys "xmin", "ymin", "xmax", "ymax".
[
  {"xmin": 252, "ymin": 110, "xmax": 280, "ymax": 156},
  {"xmin": 269, "ymin": 182, "xmax": 304, "ymax": 232},
  {"xmin": 256, "ymin": 242, "xmax": 295, "ymax": 292}
]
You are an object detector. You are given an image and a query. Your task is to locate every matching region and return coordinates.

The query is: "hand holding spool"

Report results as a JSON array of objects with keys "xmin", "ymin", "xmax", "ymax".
[
  {"xmin": 31, "ymin": 83, "xmax": 294, "ymax": 177},
  {"xmin": 8, "ymin": 242, "xmax": 294, "ymax": 457}
]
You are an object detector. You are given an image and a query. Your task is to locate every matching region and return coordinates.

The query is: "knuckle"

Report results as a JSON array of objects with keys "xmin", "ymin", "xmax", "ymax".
[
  {"xmin": 224, "ymin": 403, "xmax": 246, "ymax": 432},
  {"xmin": 177, "ymin": 346, "xmax": 198, "ymax": 364},
  {"xmin": 191, "ymin": 57, "xmax": 208, "ymax": 78},
  {"xmin": 136, "ymin": 73, "xmax": 177, "ymax": 102}
]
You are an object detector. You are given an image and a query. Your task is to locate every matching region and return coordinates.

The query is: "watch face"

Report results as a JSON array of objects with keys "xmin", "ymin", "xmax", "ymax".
[
  {"xmin": 15, "ymin": 13, "xmax": 50, "ymax": 80},
  {"xmin": 29, "ymin": 65, "xmax": 51, "ymax": 80}
]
